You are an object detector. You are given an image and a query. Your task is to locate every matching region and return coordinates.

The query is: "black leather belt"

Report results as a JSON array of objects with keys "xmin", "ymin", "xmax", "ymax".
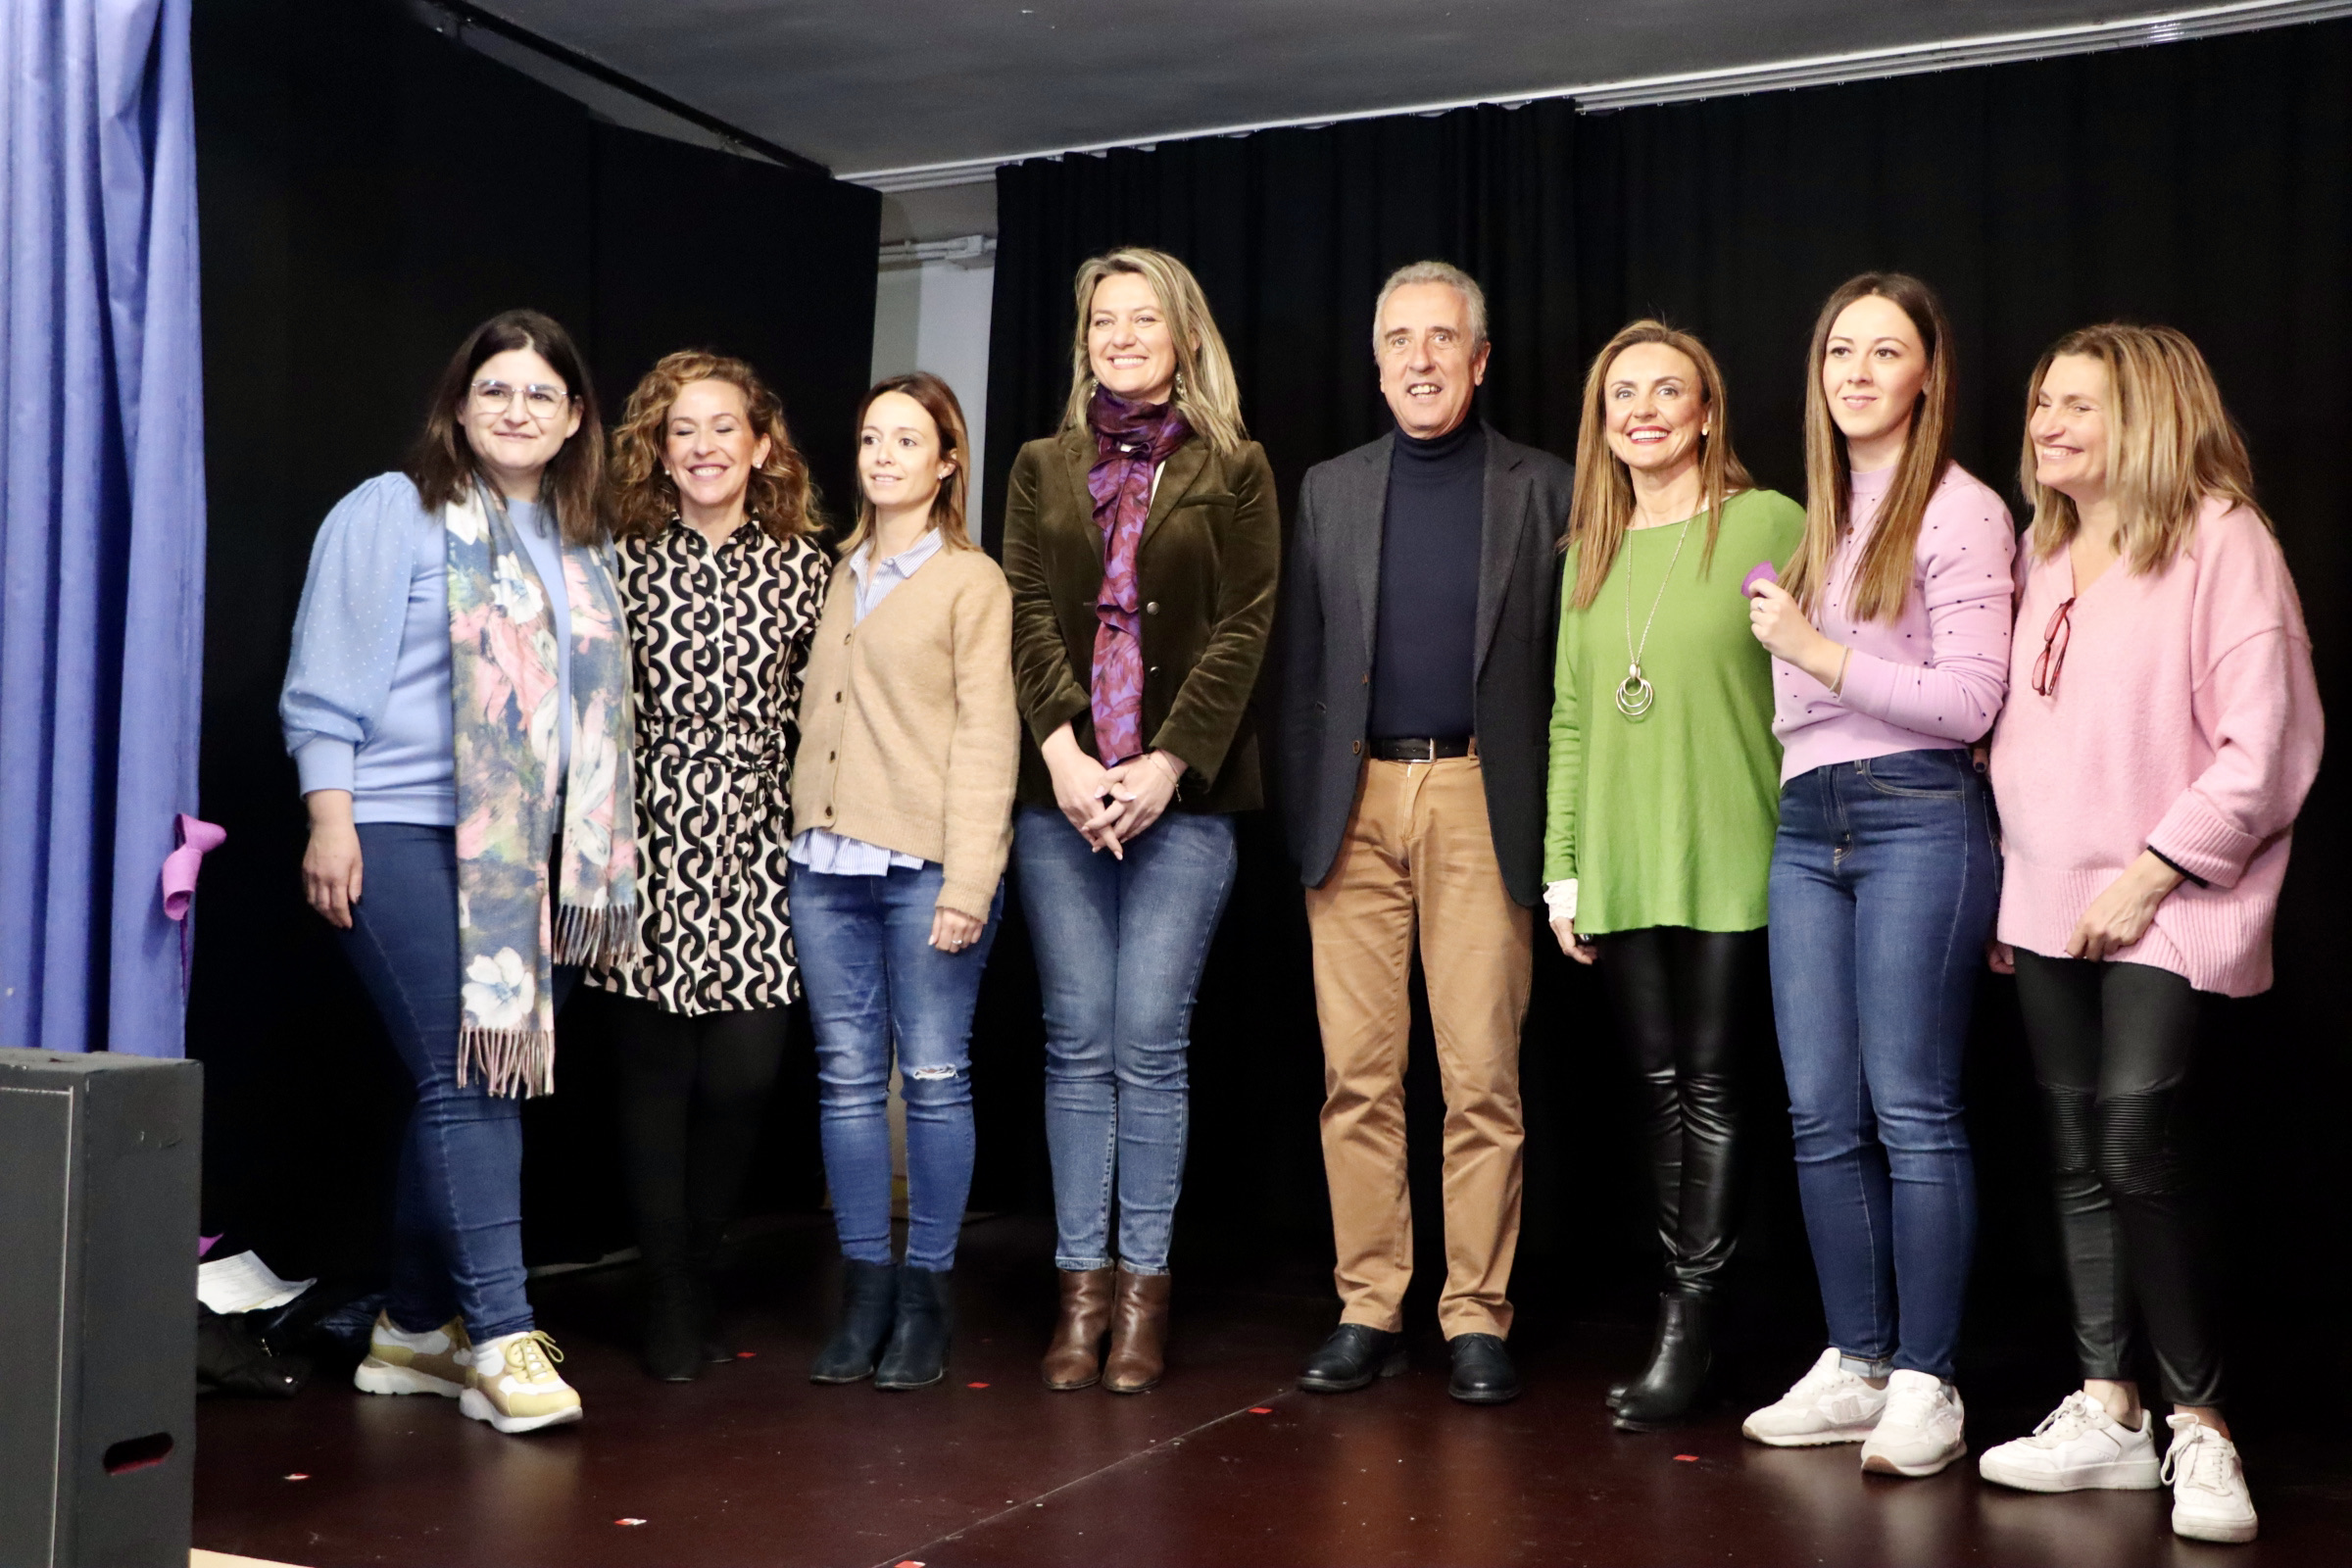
[{"xmin": 1367, "ymin": 735, "xmax": 1474, "ymax": 761}]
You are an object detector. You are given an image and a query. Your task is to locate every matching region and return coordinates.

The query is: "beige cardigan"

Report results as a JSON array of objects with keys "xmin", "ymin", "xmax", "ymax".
[{"xmin": 789, "ymin": 542, "xmax": 1019, "ymax": 918}]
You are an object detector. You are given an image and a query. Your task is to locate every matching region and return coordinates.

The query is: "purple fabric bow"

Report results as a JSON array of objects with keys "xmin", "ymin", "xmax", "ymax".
[{"xmin": 1085, "ymin": 389, "xmax": 1190, "ymax": 765}]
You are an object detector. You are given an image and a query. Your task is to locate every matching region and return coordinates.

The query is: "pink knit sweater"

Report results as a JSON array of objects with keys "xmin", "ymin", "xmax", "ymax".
[
  {"xmin": 1988, "ymin": 500, "xmax": 2323, "ymax": 996},
  {"xmin": 1773, "ymin": 464, "xmax": 2016, "ymax": 781}
]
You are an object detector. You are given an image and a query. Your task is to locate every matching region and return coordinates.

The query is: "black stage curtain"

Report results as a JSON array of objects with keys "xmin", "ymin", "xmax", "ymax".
[
  {"xmin": 189, "ymin": 0, "xmax": 879, "ymax": 1281},
  {"xmin": 981, "ymin": 23, "xmax": 2349, "ymax": 1390}
]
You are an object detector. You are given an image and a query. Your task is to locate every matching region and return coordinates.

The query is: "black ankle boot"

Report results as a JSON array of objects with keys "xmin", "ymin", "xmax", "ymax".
[
  {"xmin": 1613, "ymin": 1292, "xmax": 1712, "ymax": 1431},
  {"xmin": 809, "ymin": 1260, "xmax": 899, "ymax": 1384},
  {"xmin": 874, "ymin": 1267, "xmax": 952, "ymax": 1391},
  {"xmin": 640, "ymin": 1224, "xmax": 702, "ymax": 1383}
]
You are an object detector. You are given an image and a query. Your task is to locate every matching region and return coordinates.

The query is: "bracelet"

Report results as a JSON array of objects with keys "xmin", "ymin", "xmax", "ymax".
[
  {"xmin": 1831, "ymin": 647, "xmax": 1852, "ymax": 696},
  {"xmin": 1152, "ymin": 752, "xmax": 1184, "ymax": 785}
]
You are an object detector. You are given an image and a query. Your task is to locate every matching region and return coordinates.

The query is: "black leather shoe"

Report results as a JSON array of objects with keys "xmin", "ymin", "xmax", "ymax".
[
  {"xmin": 809, "ymin": 1259, "xmax": 899, "ymax": 1384},
  {"xmin": 875, "ymin": 1266, "xmax": 953, "ymax": 1391},
  {"xmin": 1297, "ymin": 1325, "xmax": 1407, "ymax": 1393},
  {"xmin": 1446, "ymin": 1333, "xmax": 1522, "ymax": 1404},
  {"xmin": 1613, "ymin": 1292, "xmax": 1712, "ymax": 1431}
]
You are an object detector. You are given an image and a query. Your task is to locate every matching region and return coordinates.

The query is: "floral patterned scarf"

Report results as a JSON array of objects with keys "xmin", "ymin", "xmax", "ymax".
[
  {"xmin": 1085, "ymin": 388, "xmax": 1190, "ymax": 764},
  {"xmin": 444, "ymin": 484, "xmax": 639, "ymax": 1097}
]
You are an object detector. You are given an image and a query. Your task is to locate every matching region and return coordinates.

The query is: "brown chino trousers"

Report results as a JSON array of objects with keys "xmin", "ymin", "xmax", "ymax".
[{"xmin": 1303, "ymin": 752, "xmax": 1534, "ymax": 1339}]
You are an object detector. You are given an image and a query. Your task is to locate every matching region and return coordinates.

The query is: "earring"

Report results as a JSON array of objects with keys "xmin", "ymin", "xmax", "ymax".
[{"xmin": 1173, "ymin": 368, "xmax": 1187, "ymax": 398}]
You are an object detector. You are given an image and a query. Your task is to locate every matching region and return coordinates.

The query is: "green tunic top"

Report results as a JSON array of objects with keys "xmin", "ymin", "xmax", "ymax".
[{"xmin": 1544, "ymin": 488, "xmax": 1805, "ymax": 935}]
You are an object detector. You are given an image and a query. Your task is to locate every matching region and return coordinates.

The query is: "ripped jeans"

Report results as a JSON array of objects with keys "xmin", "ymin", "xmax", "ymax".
[{"xmin": 790, "ymin": 860, "xmax": 1003, "ymax": 1273}]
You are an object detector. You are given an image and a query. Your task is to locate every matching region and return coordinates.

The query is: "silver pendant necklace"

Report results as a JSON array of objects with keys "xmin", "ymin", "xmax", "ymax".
[{"xmin": 1616, "ymin": 516, "xmax": 1692, "ymax": 719}]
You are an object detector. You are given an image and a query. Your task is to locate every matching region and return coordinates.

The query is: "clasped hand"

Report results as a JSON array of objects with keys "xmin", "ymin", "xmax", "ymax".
[{"xmin": 1041, "ymin": 721, "xmax": 1182, "ymax": 858}]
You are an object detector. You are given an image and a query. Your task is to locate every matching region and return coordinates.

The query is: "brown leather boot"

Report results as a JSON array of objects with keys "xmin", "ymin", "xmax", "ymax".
[
  {"xmin": 1102, "ymin": 1268, "xmax": 1172, "ymax": 1395},
  {"xmin": 1040, "ymin": 1267, "xmax": 1115, "ymax": 1391}
]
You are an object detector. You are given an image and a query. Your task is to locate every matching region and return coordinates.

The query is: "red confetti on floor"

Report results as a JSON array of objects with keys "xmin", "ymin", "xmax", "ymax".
[
  {"xmin": 1674, "ymin": 1454, "xmax": 1699, "ymax": 1462},
  {"xmin": 1249, "ymin": 1407, "xmax": 1274, "ymax": 1414},
  {"xmin": 966, "ymin": 1381, "xmax": 991, "ymax": 1389},
  {"xmin": 614, "ymin": 1518, "xmax": 647, "ymax": 1527},
  {"xmin": 283, "ymin": 1473, "xmax": 310, "ymax": 1482}
]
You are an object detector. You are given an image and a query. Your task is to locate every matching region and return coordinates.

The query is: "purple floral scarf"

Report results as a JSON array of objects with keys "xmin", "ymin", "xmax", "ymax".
[{"xmin": 1085, "ymin": 389, "xmax": 1190, "ymax": 764}]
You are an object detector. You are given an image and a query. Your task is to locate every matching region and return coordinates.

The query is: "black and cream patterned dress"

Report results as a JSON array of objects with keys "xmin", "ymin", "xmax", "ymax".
[{"xmin": 589, "ymin": 518, "xmax": 829, "ymax": 1013}]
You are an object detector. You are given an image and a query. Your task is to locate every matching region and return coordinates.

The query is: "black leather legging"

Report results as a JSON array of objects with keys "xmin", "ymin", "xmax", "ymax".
[
  {"xmin": 611, "ymin": 995, "xmax": 789, "ymax": 1259},
  {"xmin": 2012, "ymin": 951, "xmax": 2221, "ymax": 1408},
  {"xmin": 1594, "ymin": 927, "xmax": 1764, "ymax": 1298}
]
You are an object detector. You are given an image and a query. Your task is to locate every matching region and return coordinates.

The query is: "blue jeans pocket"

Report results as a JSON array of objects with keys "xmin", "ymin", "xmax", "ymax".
[{"xmin": 1858, "ymin": 748, "xmax": 1968, "ymax": 799}]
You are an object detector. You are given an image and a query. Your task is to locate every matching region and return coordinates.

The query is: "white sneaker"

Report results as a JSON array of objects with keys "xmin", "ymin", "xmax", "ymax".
[
  {"xmin": 459, "ymin": 1330, "xmax": 583, "ymax": 1435},
  {"xmin": 2163, "ymin": 1413, "xmax": 2258, "ymax": 1544},
  {"xmin": 1859, "ymin": 1369, "xmax": 1966, "ymax": 1477},
  {"xmin": 1741, "ymin": 1348, "xmax": 1889, "ymax": 1446},
  {"xmin": 353, "ymin": 1311, "xmax": 472, "ymax": 1397},
  {"xmin": 1978, "ymin": 1391, "xmax": 2161, "ymax": 1493}
]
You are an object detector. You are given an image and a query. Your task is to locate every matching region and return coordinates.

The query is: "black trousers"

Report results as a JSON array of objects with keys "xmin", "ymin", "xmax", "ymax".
[
  {"xmin": 609, "ymin": 994, "xmax": 790, "ymax": 1265},
  {"xmin": 2012, "ymin": 951, "xmax": 2222, "ymax": 1407},
  {"xmin": 1594, "ymin": 927, "xmax": 1765, "ymax": 1298}
]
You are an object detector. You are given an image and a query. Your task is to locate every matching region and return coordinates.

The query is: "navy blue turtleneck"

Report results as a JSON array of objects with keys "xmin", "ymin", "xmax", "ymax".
[{"xmin": 1368, "ymin": 419, "xmax": 1486, "ymax": 740}]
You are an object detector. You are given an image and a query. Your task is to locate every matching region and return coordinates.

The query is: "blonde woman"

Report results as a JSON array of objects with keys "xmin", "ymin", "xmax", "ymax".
[
  {"xmin": 1738, "ymin": 274, "xmax": 2014, "ymax": 1477},
  {"xmin": 1978, "ymin": 325, "xmax": 2320, "ymax": 1545},
  {"xmin": 1003, "ymin": 248, "xmax": 1278, "ymax": 1394},
  {"xmin": 590, "ymin": 351, "xmax": 829, "ymax": 1382},
  {"xmin": 792, "ymin": 373, "xmax": 1018, "ymax": 1392},
  {"xmin": 1543, "ymin": 320, "xmax": 1803, "ymax": 1431}
]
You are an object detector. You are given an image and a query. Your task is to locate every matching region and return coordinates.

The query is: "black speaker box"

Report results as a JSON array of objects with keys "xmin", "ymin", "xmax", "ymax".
[{"xmin": 0, "ymin": 1048, "xmax": 201, "ymax": 1568}]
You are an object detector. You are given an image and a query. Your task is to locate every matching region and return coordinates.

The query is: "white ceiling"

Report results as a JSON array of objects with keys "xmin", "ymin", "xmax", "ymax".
[{"xmin": 470, "ymin": 0, "xmax": 2324, "ymax": 183}]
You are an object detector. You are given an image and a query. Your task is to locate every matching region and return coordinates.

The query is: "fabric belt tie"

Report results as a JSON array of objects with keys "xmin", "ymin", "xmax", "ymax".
[{"xmin": 1367, "ymin": 735, "xmax": 1476, "ymax": 762}]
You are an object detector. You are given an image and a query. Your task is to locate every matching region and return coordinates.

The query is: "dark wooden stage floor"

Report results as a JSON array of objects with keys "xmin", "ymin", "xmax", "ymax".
[{"xmin": 194, "ymin": 1216, "xmax": 2349, "ymax": 1567}]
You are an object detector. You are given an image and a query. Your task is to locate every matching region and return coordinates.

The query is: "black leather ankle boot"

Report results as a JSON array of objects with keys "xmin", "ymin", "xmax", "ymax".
[
  {"xmin": 1613, "ymin": 1292, "xmax": 1712, "ymax": 1431},
  {"xmin": 640, "ymin": 1223, "xmax": 701, "ymax": 1383},
  {"xmin": 809, "ymin": 1259, "xmax": 900, "ymax": 1384},
  {"xmin": 875, "ymin": 1266, "xmax": 953, "ymax": 1391}
]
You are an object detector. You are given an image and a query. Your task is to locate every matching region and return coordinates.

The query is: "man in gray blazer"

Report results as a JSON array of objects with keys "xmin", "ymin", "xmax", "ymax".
[{"xmin": 1278, "ymin": 262, "xmax": 1573, "ymax": 1404}]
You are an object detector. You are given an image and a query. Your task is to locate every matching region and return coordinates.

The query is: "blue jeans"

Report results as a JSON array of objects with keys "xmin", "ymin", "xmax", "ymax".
[
  {"xmin": 340, "ymin": 824, "xmax": 556, "ymax": 1343},
  {"xmin": 790, "ymin": 860, "xmax": 1002, "ymax": 1273},
  {"xmin": 1768, "ymin": 749, "xmax": 1999, "ymax": 1381},
  {"xmin": 1015, "ymin": 807, "xmax": 1238, "ymax": 1274}
]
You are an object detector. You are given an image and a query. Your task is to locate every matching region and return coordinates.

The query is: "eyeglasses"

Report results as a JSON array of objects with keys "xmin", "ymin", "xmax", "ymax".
[
  {"xmin": 469, "ymin": 379, "xmax": 570, "ymax": 423},
  {"xmin": 2033, "ymin": 595, "xmax": 2077, "ymax": 698}
]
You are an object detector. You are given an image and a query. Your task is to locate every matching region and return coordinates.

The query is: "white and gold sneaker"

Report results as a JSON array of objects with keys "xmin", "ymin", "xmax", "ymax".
[
  {"xmin": 353, "ymin": 1311, "xmax": 472, "ymax": 1397},
  {"xmin": 460, "ymin": 1330, "xmax": 583, "ymax": 1435},
  {"xmin": 2163, "ymin": 1413, "xmax": 2258, "ymax": 1544}
]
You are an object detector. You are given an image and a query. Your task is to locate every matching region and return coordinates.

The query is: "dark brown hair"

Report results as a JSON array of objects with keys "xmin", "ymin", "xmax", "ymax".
[
  {"xmin": 1562, "ymin": 320, "xmax": 1754, "ymax": 611},
  {"xmin": 842, "ymin": 373, "xmax": 975, "ymax": 558},
  {"xmin": 1786, "ymin": 272, "xmax": 1956, "ymax": 622},
  {"xmin": 406, "ymin": 309, "xmax": 605, "ymax": 546},
  {"xmin": 607, "ymin": 349, "xmax": 822, "ymax": 543}
]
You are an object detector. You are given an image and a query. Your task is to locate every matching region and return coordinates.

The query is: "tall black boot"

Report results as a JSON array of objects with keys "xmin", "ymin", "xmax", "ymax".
[
  {"xmin": 875, "ymin": 1267, "xmax": 953, "ymax": 1391},
  {"xmin": 810, "ymin": 1259, "xmax": 900, "ymax": 1384},
  {"xmin": 640, "ymin": 1221, "xmax": 702, "ymax": 1383},
  {"xmin": 689, "ymin": 1216, "xmax": 734, "ymax": 1364},
  {"xmin": 1613, "ymin": 1292, "xmax": 1712, "ymax": 1431}
]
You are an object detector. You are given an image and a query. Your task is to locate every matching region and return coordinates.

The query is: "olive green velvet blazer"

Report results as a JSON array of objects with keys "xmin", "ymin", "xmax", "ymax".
[{"xmin": 1000, "ymin": 426, "xmax": 1282, "ymax": 814}]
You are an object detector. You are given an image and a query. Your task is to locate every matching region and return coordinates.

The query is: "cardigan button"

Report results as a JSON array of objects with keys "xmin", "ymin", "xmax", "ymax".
[{"xmin": 1351, "ymin": 740, "xmax": 1363, "ymax": 756}]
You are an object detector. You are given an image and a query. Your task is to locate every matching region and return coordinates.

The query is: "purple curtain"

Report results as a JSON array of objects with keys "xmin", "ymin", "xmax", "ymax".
[{"xmin": 0, "ymin": 0, "xmax": 207, "ymax": 1056}]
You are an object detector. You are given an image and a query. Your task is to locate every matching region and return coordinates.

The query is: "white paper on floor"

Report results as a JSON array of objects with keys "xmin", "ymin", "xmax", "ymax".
[{"xmin": 198, "ymin": 1250, "xmax": 315, "ymax": 1315}]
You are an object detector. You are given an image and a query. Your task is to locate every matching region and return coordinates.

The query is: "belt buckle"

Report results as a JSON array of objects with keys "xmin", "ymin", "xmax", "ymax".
[{"xmin": 1419, "ymin": 738, "xmax": 1438, "ymax": 762}]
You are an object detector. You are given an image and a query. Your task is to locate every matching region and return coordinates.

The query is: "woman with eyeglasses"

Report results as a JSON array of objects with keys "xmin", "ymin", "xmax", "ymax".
[
  {"xmin": 1544, "ymin": 320, "xmax": 1804, "ymax": 1432},
  {"xmin": 1979, "ymin": 324, "xmax": 2320, "ymax": 1545},
  {"xmin": 281, "ymin": 309, "xmax": 639, "ymax": 1434},
  {"xmin": 588, "ymin": 351, "xmax": 829, "ymax": 1382},
  {"xmin": 1738, "ymin": 273, "xmax": 2012, "ymax": 1479}
]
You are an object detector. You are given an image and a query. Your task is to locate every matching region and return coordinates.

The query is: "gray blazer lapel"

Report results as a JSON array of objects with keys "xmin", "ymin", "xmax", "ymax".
[
  {"xmin": 1475, "ymin": 427, "xmax": 1531, "ymax": 676},
  {"xmin": 1347, "ymin": 434, "xmax": 1394, "ymax": 661}
]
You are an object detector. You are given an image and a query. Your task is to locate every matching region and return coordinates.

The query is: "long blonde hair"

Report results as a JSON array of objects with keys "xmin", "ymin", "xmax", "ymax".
[
  {"xmin": 839, "ymin": 372, "xmax": 977, "ymax": 561},
  {"xmin": 1059, "ymin": 248, "xmax": 1247, "ymax": 456},
  {"xmin": 1562, "ymin": 320, "xmax": 1752, "ymax": 612},
  {"xmin": 1785, "ymin": 273, "xmax": 1955, "ymax": 622},
  {"xmin": 2021, "ymin": 323, "xmax": 2267, "ymax": 573},
  {"xmin": 607, "ymin": 349, "xmax": 821, "ymax": 543}
]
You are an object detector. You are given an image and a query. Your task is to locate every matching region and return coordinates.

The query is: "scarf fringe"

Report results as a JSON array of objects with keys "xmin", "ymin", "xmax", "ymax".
[
  {"xmin": 457, "ymin": 1027, "xmax": 556, "ymax": 1100},
  {"xmin": 551, "ymin": 899, "xmax": 641, "ymax": 968}
]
